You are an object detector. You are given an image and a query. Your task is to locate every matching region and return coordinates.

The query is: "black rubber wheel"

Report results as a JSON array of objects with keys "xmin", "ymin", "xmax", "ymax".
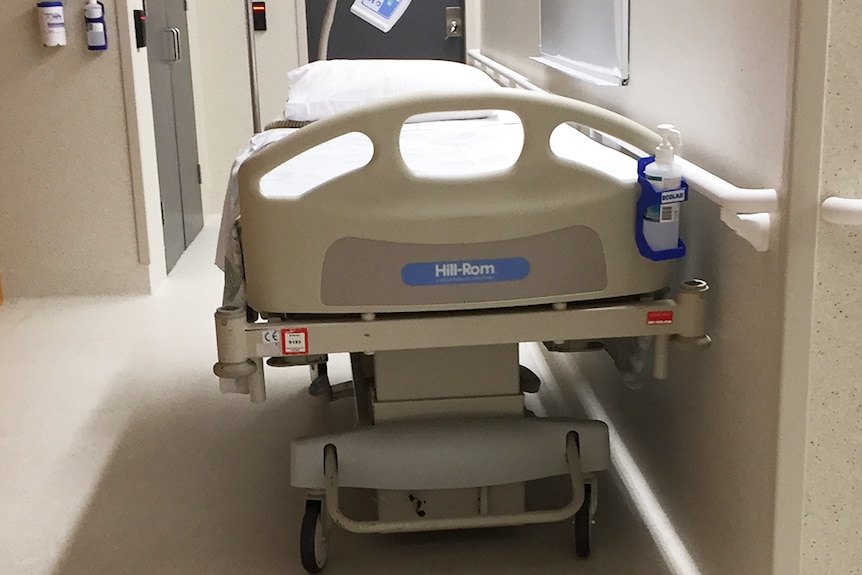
[
  {"xmin": 300, "ymin": 500, "xmax": 328, "ymax": 573},
  {"xmin": 574, "ymin": 483, "xmax": 592, "ymax": 558}
]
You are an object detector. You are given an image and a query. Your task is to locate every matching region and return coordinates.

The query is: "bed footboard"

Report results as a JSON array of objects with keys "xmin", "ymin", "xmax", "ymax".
[{"xmin": 238, "ymin": 90, "xmax": 668, "ymax": 315}]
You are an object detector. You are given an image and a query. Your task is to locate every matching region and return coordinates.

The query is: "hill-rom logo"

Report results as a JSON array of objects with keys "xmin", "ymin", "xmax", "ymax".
[
  {"xmin": 435, "ymin": 262, "xmax": 498, "ymax": 278},
  {"xmin": 402, "ymin": 257, "xmax": 530, "ymax": 286}
]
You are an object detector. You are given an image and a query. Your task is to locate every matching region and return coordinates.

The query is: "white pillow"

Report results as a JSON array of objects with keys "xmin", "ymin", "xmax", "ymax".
[{"xmin": 284, "ymin": 59, "xmax": 502, "ymax": 123}]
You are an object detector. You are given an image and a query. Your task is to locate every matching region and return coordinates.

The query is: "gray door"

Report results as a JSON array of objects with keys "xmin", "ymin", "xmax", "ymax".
[
  {"xmin": 147, "ymin": 0, "xmax": 204, "ymax": 271},
  {"xmin": 305, "ymin": 0, "xmax": 465, "ymax": 62}
]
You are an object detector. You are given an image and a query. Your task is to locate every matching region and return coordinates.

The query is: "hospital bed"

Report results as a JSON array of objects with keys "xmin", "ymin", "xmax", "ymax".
[{"xmin": 213, "ymin": 61, "xmax": 710, "ymax": 573}]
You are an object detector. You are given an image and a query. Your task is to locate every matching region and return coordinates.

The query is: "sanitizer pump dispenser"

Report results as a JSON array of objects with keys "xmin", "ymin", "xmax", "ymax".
[
  {"xmin": 642, "ymin": 125, "xmax": 684, "ymax": 252},
  {"xmin": 85, "ymin": 0, "xmax": 107, "ymax": 50},
  {"xmin": 37, "ymin": 2, "xmax": 67, "ymax": 47}
]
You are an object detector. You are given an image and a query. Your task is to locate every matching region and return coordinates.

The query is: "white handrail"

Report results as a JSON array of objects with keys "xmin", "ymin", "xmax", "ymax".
[
  {"xmin": 467, "ymin": 49, "xmax": 780, "ymax": 252},
  {"xmin": 468, "ymin": 50, "xmax": 546, "ymax": 92},
  {"xmin": 821, "ymin": 196, "xmax": 862, "ymax": 225},
  {"xmin": 675, "ymin": 158, "xmax": 779, "ymax": 214}
]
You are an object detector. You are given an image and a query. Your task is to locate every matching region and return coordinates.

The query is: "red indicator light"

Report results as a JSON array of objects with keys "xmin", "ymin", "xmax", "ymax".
[{"xmin": 253, "ymin": 5, "xmax": 265, "ymax": 10}]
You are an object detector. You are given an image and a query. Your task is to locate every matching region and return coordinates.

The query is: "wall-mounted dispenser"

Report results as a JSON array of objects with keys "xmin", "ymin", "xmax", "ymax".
[
  {"xmin": 84, "ymin": 0, "xmax": 107, "ymax": 50},
  {"xmin": 642, "ymin": 125, "xmax": 684, "ymax": 252},
  {"xmin": 635, "ymin": 125, "xmax": 688, "ymax": 261},
  {"xmin": 37, "ymin": 1, "xmax": 67, "ymax": 47}
]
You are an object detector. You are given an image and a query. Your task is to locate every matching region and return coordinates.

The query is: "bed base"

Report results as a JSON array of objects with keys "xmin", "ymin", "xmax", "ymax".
[{"xmin": 213, "ymin": 280, "xmax": 708, "ymax": 570}]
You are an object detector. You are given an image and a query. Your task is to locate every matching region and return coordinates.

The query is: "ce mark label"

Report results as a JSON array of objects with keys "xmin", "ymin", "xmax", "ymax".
[
  {"xmin": 261, "ymin": 330, "xmax": 280, "ymax": 345},
  {"xmin": 261, "ymin": 328, "xmax": 309, "ymax": 355}
]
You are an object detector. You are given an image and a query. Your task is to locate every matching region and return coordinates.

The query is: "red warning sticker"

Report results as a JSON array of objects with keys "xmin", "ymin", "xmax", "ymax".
[
  {"xmin": 647, "ymin": 311, "xmax": 674, "ymax": 325},
  {"xmin": 281, "ymin": 328, "xmax": 309, "ymax": 355}
]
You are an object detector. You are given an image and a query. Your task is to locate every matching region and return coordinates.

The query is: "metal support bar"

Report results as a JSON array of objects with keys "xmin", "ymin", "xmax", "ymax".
[
  {"xmin": 653, "ymin": 334, "xmax": 670, "ymax": 380},
  {"xmin": 244, "ymin": 0, "xmax": 261, "ymax": 134},
  {"xmin": 236, "ymin": 296, "xmax": 704, "ymax": 360},
  {"xmin": 321, "ymin": 434, "xmax": 584, "ymax": 534},
  {"xmin": 214, "ymin": 283, "xmax": 710, "ymax": 400}
]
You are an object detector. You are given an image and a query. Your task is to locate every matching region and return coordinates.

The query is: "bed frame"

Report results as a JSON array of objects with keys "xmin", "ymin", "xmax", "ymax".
[{"xmin": 214, "ymin": 89, "xmax": 710, "ymax": 572}]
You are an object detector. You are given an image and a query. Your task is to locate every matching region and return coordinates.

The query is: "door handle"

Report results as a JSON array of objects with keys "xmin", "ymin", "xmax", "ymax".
[{"xmin": 164, "ymin": 27, "xmax": 181, "ymax": 63}]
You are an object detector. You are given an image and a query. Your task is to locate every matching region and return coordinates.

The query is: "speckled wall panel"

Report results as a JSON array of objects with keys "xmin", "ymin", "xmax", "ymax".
[
  {"xmin": 803, "ymin": 1, "xmax": 862, "ymax": 572},
  {"xmin": 483, "ymin": 1, "xmax": 793, "ymax": 573},
  {"xmin": 0, "ymin": 1, "xmax": 148, "ymax": 297}
]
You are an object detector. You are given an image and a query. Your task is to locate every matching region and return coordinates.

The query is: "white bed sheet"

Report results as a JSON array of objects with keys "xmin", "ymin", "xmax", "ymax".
[{"xmin": 216, "ymin": 112, "xmax": 638, "ymax": 270}]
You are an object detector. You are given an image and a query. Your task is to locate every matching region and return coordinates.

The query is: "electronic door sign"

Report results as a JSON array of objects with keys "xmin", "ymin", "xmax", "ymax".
[
  {"xmin": 252, "ymin": 2, "xmax": 267, "ymax": 31},
  {"xmin": 133, "ymin": 9, "xmax": 146, "ymax": 49},
  {"xmin": 350, "ymin": 0, "xmax": 413, "ymax": 33}
]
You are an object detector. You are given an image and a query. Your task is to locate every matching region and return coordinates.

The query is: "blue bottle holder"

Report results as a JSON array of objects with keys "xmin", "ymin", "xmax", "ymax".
[{"xmin": 635, "ymin": 156, "xmax": 688, "ymax": 261}]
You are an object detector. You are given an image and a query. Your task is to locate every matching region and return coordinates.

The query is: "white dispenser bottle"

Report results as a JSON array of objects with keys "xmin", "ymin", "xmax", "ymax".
[
  {"xmin": 643, "ymin": 124, "xmax": 683, "ymax": 252},
  {"xmin": 37, "ymin": 2, "xmax": 67, "ymax": 47}
]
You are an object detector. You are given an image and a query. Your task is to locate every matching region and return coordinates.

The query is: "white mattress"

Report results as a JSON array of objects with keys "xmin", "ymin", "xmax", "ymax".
[{"xmin": 216, "ymin": 112, "xmax": 638, "ymax": 268}]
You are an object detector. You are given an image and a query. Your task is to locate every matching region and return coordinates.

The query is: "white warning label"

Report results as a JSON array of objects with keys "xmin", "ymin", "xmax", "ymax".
[{"xmin": 281, "ymin": 328, "xmax": 309, "ymax": 355}]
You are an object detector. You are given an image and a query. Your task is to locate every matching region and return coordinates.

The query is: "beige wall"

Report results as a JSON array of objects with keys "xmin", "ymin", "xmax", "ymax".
[
  {"xmin": 0, "ymin": 0, "xmax": 164, "ymax": 298},
  {"xmin": 188, "ymin": 0, "xmax": 302, "ymax": 216},
  {"xmin": 482, "ymin": 1, "xmax": 795, "ymax": 573},
  {"xmin": 0, "ymin": 0, "xmax": 266, "ymax": 297},
  {"xmin": 803, "ymin": 1, "xmax": 862, "ymax": 571},
  {"xmin": 117, "ymin": 0, "xmax": 167, "ymax": 291},
  {"xmin": 187, "ymin": 0, "xmax": 254, "ymax": 216},
  {"xmin": 254, "ymin": 1, "xmax": 302, "ymax": 124},
  {"xmin": 188, "ymin": 0, "xmax": 302, "ymax": 217},
  {"xmin": 0, "ymin": 0, "xmax": 304, "ymax": 297}
]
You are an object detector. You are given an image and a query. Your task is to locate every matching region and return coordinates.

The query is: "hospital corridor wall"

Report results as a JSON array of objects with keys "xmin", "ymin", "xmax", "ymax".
[
  {"xmin": 479, "ymin": 0, "xmax": 859, "ymax": 574},
  {"xmin": 0, "ymin": 0, "xmax": 296, "ymax": 298},
  {"xmin": 801, "ymin": 1, "xmax": 862, "ymax": 571},
  {"xmin": 0, "ymin": 0, "xmax": 165, "ymax": 298}
]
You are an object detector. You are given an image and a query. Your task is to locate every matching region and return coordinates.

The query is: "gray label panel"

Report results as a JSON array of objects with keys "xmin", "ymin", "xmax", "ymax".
[{"xmin": 321, "ymin": 226, "xmax": 607, "ymax": 307}]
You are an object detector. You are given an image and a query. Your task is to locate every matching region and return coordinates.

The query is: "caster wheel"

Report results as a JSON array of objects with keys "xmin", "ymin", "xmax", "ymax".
[
  {"xmin": 574, "ymin": 483, "xmax": 592, "ymax": 558},
  {"xmin": 300, "ymin": 500, "xmax": 329, "ymax": 573}
]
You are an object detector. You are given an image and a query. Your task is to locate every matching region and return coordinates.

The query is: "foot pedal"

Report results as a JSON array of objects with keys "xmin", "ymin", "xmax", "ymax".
[
  {"xmin": 309, "ymin": 375, "xmax": 332, "ymax": 397},
  {"xmin": 267, "ymin": 354, "xmax": 328, "ymax": 368},
  {"xmin": 309, "ymin": 375, "xmax": 355, "ymax": 402},
  {"xmin": 519, "ymin": 365, "xmax": 541, "ymax": 394}
]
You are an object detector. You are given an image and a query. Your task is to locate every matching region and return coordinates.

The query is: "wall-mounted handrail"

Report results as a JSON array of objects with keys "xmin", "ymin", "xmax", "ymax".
[
  {"xmin": 675, "ymin": 158, "xmax": 779, "ymax": 214},
  {"xmin": 468, "ymin": 50, "xmax": 546, "ymax": 93},
  {"xmin": 467, "ymin": 49, "xmax": 780, "ymax": 252},
  {"xmin": 821, "ymin": 196, "xmax": 862, "ymax": 225}
]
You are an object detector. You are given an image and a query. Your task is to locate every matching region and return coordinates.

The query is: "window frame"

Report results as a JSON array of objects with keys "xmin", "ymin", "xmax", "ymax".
[{"xmin": 533, "ymin": 0, "xmax": 631, "ymax": 87}]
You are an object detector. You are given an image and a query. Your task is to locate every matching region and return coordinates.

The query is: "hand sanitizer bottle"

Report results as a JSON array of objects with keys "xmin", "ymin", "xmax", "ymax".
[
  {"xmin": 85, "ymin": 0, "xmax": 107, "ymax": 51},
  {"xmin": 643, "ymin": 124, "xmax": 683, "ymax": 252}
]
